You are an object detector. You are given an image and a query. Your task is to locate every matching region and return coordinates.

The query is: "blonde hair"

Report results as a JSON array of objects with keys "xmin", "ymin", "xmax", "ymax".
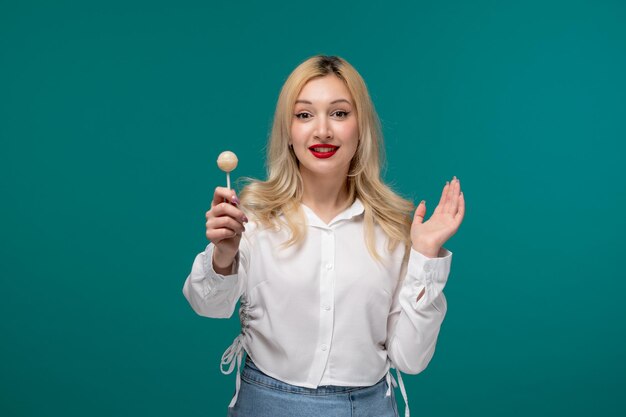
[{"xmin": 239, "ymin": 55, "xmax": 414, "ymax": 260}]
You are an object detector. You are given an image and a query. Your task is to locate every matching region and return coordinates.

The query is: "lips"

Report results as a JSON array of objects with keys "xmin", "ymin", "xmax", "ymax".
[{"xmin": 309, "ymin": 144, "xmax": 339, "ymax": 159}]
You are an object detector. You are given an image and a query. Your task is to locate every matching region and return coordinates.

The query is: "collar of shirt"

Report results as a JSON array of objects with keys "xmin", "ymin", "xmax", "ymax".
[{"xmin": 300, "ymin": 198, "xmax": 365, "ymax": 229}]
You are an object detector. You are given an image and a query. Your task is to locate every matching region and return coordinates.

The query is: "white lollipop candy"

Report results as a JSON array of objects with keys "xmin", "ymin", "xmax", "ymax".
[{"xmin": 217, "ymin": 151, "xmax": 238, "ymax": 189}]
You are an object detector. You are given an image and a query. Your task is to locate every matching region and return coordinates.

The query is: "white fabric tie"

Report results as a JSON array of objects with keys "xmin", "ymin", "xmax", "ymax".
[
  {"xmin": 220, "ymin": 334, "xmax": 245, "ymax": 408},
  {"xmin": 385, "ymin": 364, "xmax": 410, "ymax": 417},
  {"xmin": 221, "ymin": 335, "xmax": 409, "ymax": 415}
]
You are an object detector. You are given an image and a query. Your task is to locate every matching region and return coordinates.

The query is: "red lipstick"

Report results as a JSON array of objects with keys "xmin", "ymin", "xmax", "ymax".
[{"xmin": 308, "ymin": 144, "xmax": 339, "ymax": 159}]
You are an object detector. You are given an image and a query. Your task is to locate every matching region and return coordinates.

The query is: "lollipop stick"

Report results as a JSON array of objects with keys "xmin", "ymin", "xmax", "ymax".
[{"xmin": 226, "ymin": 172, "xmax": 231, "ymax": 190}]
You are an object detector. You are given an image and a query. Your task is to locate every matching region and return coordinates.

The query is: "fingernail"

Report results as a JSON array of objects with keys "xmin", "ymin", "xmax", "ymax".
[
  {"xmin": 242, "ymin": 215, "xmax": 249, "ymax": 223},
  {"xmin": 420, "ymin": 200, "xmax": 425, "ymax": 205},
  {"xmin": 232, "ymin": 195, "xmax": 240, "ymax": 205}
]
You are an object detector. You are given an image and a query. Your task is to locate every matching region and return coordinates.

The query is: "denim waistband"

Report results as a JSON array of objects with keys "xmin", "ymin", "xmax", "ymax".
[
  {"xmin": 220, "ymin": 333, "xmax": 409, "ymax": 417},
  {"xmin": 242, "ymin": 356, "xmax": 387, "ymax": 396}
]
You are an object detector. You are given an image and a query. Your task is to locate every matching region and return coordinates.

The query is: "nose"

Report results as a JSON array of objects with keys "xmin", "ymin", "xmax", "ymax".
[{"xmin": 313, "ymin": 116, "xmax": 333, "ymax": 141}]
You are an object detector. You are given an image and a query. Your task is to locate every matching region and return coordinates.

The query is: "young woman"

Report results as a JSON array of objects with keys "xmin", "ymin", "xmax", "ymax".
[{"xmin": 183, "ymin": 55, "xmax": 465, "ymax": 417}]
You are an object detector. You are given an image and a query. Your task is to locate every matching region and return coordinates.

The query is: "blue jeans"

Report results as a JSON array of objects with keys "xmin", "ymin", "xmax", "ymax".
[{"xmin": 227, "ymin": 356, "xmax": 400, "ymax": 417}]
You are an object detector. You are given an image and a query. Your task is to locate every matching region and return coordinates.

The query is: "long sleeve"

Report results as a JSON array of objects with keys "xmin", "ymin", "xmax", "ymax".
[
  {"xmin": 182, "ymin": 241, "xmax": 248, "ymax": 319},
  {"xmin": 385, "ymin": 247, "xmax": 452, "ymax": 374}
]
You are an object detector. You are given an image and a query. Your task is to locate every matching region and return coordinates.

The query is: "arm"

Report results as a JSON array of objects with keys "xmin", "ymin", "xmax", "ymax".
[
  {"xmin": 182, "ymin": 186, "xmax": 249, "ymax": 319},
  {"xmin": 386, "ymin": 247, "xmax": 452, "ymax": 374},
  {"xmin": 182, "ymin": 242, "xmax": 248, "ymax": 319},
  {"xmin": 387, "ymin": 176, "xmax": 463, "ymax": 373}
]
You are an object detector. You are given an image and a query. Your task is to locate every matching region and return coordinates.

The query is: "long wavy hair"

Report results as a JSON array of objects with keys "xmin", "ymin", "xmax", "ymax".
[{"xmin": 239, "ymin": 55, "xmax": 414, "ymax": 260}]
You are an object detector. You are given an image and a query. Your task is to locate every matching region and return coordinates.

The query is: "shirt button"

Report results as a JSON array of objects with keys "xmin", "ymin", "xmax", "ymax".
[
  {"xmin": 424, "ymin": 263, "xmax": 433, "ymax": 273},
  {"xmin": 322, "ymin": 305, "xmax": 331, "ymax": 311},
  {"xmin": 326, "ymin": 264, "xmax": 333, "ymax": 270},
  {"xmin": 321, "ymin": 344, "xmax": 328, "ymax": 351}
]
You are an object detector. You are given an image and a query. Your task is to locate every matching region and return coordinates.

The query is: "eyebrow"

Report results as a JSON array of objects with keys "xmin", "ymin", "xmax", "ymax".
[{"xmin": 295, "ymin": 99, "xmax": 352, "ymax": 105}]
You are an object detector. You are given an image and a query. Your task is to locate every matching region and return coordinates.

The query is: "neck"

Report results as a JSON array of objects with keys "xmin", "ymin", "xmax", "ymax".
[{"xmin": 300, "ymin": 170, "xmax": 351, "ymax": 220}]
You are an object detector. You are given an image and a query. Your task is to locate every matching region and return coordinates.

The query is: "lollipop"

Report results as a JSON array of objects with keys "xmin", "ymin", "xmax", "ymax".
[{"xmin": 217, "ymin": 151, "xmax": 238, "ymax": 190}]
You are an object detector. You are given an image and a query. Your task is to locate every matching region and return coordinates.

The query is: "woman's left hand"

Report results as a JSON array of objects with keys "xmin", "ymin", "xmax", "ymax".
[{"xmin": 411, "ymin": 176, "xmax": 465, "ymax": 258}]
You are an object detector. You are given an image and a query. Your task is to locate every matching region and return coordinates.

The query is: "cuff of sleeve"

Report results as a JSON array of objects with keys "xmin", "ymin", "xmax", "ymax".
[
  {"xmin": 202, "ymin": 243, "xmax": 239, "ymax": 292},
  {"xmin": 402, "ymin": 247, "xmax": 452, "ymax": 309},
  {"xmin": 408, "ymin": 247, "xmax": 452, "ymax": 284}
]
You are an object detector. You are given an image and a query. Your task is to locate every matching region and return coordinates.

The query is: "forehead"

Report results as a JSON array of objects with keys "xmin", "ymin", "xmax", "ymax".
[{"xmin": 296, "ymin": 75, "xmax": 352, "ymax": 102}]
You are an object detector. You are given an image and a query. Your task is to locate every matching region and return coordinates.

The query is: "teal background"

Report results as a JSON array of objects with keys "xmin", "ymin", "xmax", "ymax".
[{"xmin": 2, "ymin": 0, "xmax": 625, "ymax": 416}]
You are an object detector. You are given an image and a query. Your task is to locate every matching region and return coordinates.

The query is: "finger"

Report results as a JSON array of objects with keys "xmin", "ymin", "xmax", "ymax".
[
  {"xmin": 208, "ymin": 215, "xmax": 246, "ymax": 235},
  {"xmin": 206, "ymin": 215, "xmax": 244, "ymax": 240},
  {"xmin": 433, "ymin": 181, "xmax": 450, "ymax": 215},
  {"xmin": 447, "ymin": 177, "xmax": 461, "ymax": 214},
  {"xmin": 443, "ymin": 176, "xmax": 457, "ymax": 214},
  {"xmin": 413, "ymin": 200, "xmax": 426, "ymax": 225},
  {"xmin": 206, "ymin": 227, "xmax": 239, "ymax": 244},
  {"xmin": 210, "ymin": 202, "xmax": 248, "ymax": 223},
  {"xmin": 211, "ymin": 186, "xmax": 239, "ymax": 208},
  {"xmin": 454, "ymin": 191, "xmax": 465, "ymax": 226}
]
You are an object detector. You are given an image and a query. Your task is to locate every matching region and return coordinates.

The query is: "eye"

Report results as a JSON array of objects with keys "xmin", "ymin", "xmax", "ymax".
[
  {"xmin": 333, "ymin": 110, "xmax": 350, "ymax": 119},
  {"xmin": 295, "ymin": 112, "xmax": 312, "ymax": 120}
]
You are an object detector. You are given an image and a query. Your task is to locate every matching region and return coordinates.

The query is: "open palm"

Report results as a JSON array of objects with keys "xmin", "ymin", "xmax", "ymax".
[{"xmin": 411, "ymin": 176, "xmax": 465, "ymax": 257}]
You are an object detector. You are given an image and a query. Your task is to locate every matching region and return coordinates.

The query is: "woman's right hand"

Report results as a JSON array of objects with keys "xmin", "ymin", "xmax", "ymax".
[{"xmin": 205, "ymin": 187, "xmax": 248, "ymax": 272}]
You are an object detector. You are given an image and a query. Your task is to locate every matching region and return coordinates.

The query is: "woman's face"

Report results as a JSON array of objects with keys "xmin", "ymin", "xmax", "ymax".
[{"xmin": 290, "ymin": 74, "xmax": 359, "ymax": 181}]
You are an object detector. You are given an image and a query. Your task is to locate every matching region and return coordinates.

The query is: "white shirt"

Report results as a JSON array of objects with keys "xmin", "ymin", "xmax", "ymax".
[{"xmin": 182, "ymin": 198, "xmax": 452, "ymax": 417}]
